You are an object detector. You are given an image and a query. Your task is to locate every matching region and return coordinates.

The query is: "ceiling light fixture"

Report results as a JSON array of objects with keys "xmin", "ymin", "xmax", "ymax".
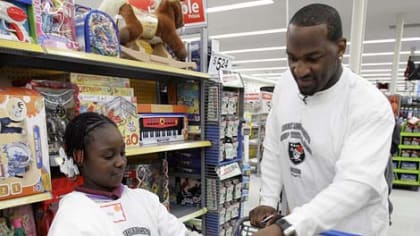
[
  {"xmin": 361, "ymin": 73, "xmax": 404, "ymax": 77},
  {"xmin": 251, "ymin": 73, "xmax": 284, "ymax": 76},
  {"xmin": 233, "ymin": 66, "xmax": 288, "ymax": 72},
  {"xmin": 221, "ymin": 46, "xmax": 286, "ymax": 54},
  {"xmin": 212, "ymin": 28, "xmax": 286, "ymax": 40},
  {"xmin": 207, "ymin": 0, "xmax": 274, "ymax": 13},
  {"xmin": 361, "ymin": 69, "xmax": 405, "ymax": 73},
  {"xmin": 234, "ymin": 58, "xmax": 287, "ymax": 64}
]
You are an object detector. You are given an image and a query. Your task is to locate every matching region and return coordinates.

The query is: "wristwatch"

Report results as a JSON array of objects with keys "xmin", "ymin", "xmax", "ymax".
[{"xmin": 275, "ymin": 218, "xmax": 296, "ymax": 236}]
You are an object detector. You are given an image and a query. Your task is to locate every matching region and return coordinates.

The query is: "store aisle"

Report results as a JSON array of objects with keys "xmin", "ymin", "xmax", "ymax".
[{"xmin": 243, "ymin": 174, "xmax": 420, "ymax": 236}]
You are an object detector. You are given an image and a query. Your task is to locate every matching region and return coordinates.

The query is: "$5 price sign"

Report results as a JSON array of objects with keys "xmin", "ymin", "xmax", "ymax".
[{"xmin": 208, "ymin": 52, "xmax": 233, "ymax": 75}]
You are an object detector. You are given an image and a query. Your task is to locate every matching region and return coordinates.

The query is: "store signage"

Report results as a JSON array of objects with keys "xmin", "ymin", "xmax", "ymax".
[
  {"xmin": 216, "ymin": 162, "xmax": 241, "ymax": 180},
  {"xmin": 181, "ymin": 0, "xmax": 207, "ymax": 28},
  {"xmin": 208, "ymin": 52, "xmax": 233, "ymax": 75}
]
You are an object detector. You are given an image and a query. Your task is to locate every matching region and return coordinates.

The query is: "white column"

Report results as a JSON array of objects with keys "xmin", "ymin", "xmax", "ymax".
[
  {"xmin": 349, "ymin": 0, "xmax": 368, "ymax": 74},
  {"xmin": 390, "ymin": 14, "xmax": 405, "ymax": 94}
]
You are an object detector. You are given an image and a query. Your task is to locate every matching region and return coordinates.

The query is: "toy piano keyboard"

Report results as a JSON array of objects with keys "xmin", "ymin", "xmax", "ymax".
[{"xmin": 138, "ymin": 113, "xmax": 188, "ymax": 145}]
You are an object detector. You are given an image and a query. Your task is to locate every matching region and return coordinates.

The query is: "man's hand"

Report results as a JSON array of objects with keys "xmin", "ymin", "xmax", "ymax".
[
  {"xmin": 249, "ymin": 205, "xmax": 280, "ymax": 228},
  {"xmin": 252, "ymin": 224, "xmax": 284, "ymax": 236}
]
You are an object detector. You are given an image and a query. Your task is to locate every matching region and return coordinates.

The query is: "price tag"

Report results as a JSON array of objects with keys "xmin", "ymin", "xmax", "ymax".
[
  {"xmin": 216, "ymin": 162, "xmax": 241, "ymax": 180},
  {"xmin": 208, "ymin": 52, "xmax": 233, "ymax": 75}
]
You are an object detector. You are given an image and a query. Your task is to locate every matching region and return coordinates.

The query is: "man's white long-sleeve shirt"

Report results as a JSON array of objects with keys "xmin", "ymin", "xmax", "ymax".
[{"xmin": 260, "ymin": 67, "xmax": 394, "ymax": 235}]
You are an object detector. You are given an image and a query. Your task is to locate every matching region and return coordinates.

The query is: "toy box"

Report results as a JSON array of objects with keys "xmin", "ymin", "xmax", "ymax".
[
  {"xmin": 77, "ymin": 84, "xmax": 133, "ymax": 97},
  {"xmin": 124, "ymin": 159, "xmax": 169, "ymax": 208},
  {"xmin": 32, "ymin": 0, "xmax": 79, "ymax": 50},
  {"xmin": 0, "ymin": 88, "xmax": 51, "ymax": 201},
  {"xmin": 75, "ymin": 6, "xmax": 120, "ymax": 57},
  {"xmin": 70, "ymin": 73, "xmax": 130, "ymax": 88},
  {"xmin": 26, "ymin": 80, "xmax": 79, "ymax": 168},
  {"xmin": 0, "ymin": 0, "xmax": 36, "ymax": 43},
  {"xmin": 78, "ymin": 94, "xmax": 140, "ymax": 148},
  {"xmin": 177, "ymin": 82, "xmax": 200, "ymax": 122},
  {"xmin": 138, "ymin": 113, "xmax": 188, "ymax": 145}
]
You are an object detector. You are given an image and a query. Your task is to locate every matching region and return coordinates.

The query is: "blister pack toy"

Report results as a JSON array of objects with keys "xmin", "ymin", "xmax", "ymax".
[
  {"xmin": 0, "ymin": 0, "xmax": 36, "ymax": 43},
  {"xmin": 0, "ymin": 88, "xmax": 51, "ymax": 201},
  {"xmin": 32, "ymin": 0, "xmax": 79, "ymax": 50},
  {"xmin": 75, "ymin": 6, "xmax": 120, "ymax": 57}
]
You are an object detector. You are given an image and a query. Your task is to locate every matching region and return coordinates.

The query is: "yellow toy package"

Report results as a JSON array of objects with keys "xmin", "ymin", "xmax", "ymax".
[{"xmin": 0, "ymin": 88, "xmax": 51, "ymax": 201}]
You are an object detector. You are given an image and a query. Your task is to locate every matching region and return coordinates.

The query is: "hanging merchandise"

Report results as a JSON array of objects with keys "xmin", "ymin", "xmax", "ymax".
[
  {"xmin": 75, "ymin": 6, "xmax": 120, "ymax": 57},
  {"xmin": 32, "ymin": 0, "xmax": 79, "ymax": 50},
  {"xmin": 0, "ymin": 0, "xmax": 35, "ymax": 43},
  {"xmin": 0, "ymin": 88, "xmax": 51, "ymax": 201},
  {"xmin": 25, "ymin": 80, "xmax": 79, "ymax": 171}
]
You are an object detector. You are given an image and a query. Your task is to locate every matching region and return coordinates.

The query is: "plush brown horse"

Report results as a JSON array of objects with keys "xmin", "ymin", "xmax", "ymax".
[{"xmin": 99, "ymin": 0, "xmax": 187, "ymax": 60}]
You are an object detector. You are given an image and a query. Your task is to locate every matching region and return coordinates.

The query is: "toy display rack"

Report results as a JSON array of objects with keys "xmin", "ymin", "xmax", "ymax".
[
  {"xmin": 392, "ymin": 122, "xmax": 420, "ymax": 189},
  {"xmin": 121, "ymin": 43, "xmax": 197, "ymax": 70},
  {"xmin": 0, "ymin": 39, "xmax": 211, "ymax": 227},
  {"xmin": 204, "ymin": 79, "xmax": 246, "ymax": 235}
]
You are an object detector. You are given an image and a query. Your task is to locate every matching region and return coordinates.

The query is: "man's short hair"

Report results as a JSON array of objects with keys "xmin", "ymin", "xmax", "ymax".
[{"xmin": 289, "ymin": 3, "xmax": 343, "ymax": 41}]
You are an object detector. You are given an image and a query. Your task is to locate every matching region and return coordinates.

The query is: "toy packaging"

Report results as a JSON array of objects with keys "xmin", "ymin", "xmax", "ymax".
[
  {"xmin": 78, "ymin": 94, "xmax": 139, "ymax": 148},
  {"xmin": 124, "ymin": 158, "xmax": 169, "ymax": 208},
  {"xmin": 0, "ymin": 0, "xmax": 36, "ymax": 43},
  {"xmin": 177, "ymin": 82, "xmax": 200, "ymax": 122},
  {"xmin": 138, "ymin": 113, "xmax": 188, "ymax": 145},
  {"xmin": 70, "ymin": 73, "xmax": 130, "ymax": 88},
  {"xmin": 0, "ymin": 88, "xmax": 51, "ymax": 201},
  {"xmin": 32, "ymin": 0, "xmax": 79, "ymax": 50},
  {"xmin": 75, "ymin": 5, "xmax": 120, "ymax": 57},
  {"xmin": 77, "ymin": 84, "xmax": 133, "ymax": 97},
  {"xmin": 1, "ymin": 204, "xmax": 37, "ymax": 236},
  {"xmin": 25, "ymin": 80, "xmax": 79, "ymax": 168}
]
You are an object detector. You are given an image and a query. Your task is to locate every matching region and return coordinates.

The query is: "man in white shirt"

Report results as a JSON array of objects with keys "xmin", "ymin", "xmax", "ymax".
[{"xmin": 250, "ymin": 3, "xmax": 394, "ymax": 236}]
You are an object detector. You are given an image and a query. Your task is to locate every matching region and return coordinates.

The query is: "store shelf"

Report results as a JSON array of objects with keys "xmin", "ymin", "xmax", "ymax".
[
  {"xmin": 393, "ymin": 157, "xmax": 420, "ymax": 162},
  {"xmin": 0, "ymin": 39, "xmax": 210, "ymax": 81},
  {"xmin": 393, "ymin": 180, "xmax": 420, "ymax": 186},
  {"xmin": 393, "ymin": 168, "xmax": 420, "ymax": 174},
  {"xmin": 0, "ymin": 40, "xmax": 43, "ymax": 53},
  {"xmin": 170, "ymin": 205, "xmax": 208, "ymax": 222},
  {"xmin": 126, "ymin": 140, "xmax": 211, "ymax": 156},
  {"xmin": 0, "ymin": 192, "xmax": 52, "ymax": 210},
  {"xmin": 399, "ymin": 144, "xmax": 420, "ymax": 150},
  {"xmin": 400, "ymin": 132, "xmax": 420, "ymax": 137}
]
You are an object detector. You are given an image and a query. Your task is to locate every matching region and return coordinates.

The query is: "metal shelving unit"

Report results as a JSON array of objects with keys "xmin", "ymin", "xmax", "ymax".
[
  {"xmin": 204, "ymin": 78, "xmax": 246, "ymax": 236},
  {"xmin": 0, "ymin": 40, "xmax": 211, "ymax": 229}
]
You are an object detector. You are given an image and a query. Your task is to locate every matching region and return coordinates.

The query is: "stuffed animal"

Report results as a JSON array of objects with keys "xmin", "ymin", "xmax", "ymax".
[{"xmin": 99, "ymin": 0, "xmax": 187, "ymax": 60}]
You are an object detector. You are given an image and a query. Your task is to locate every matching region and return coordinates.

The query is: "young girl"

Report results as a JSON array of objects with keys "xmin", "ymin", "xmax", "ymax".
[{"xmin": 48, "ymin": 112, "xmax": 199, "ymax": 236}]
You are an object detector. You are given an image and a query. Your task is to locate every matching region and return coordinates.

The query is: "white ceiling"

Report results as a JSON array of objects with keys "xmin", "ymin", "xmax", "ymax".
[
  {"xmin": 205, "ymin": 0, "xmax": 420, "ymax": 90},
  {"xmin": 78, "ymin": 0, "xmax": 420, "ymax": 92}
]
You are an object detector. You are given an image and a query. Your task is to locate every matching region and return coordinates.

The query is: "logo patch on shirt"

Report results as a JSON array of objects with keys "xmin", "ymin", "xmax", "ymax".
[
  {"xmin": 288, "ymin": 142, "xmax": 305, "ymax": 164},
  {"xmin": 123, "ymin": 227, "xmax": 151, "ymax": 236}
]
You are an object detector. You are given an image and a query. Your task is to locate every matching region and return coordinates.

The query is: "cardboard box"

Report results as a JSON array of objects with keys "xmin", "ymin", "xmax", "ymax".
[
  {"xmin": 78, "ymin": 94, "xmax": 140, "ymax": 147},
  {"xmin": 70, "ymin": 73, "xmax": 130, "ymax": 88},
  {"xmin": 138, "ymin": 113, "xmax": 188, "ymax": 145},
  {"xmin": 137, "ymin": 104, "xmax": 188, "ymax": 113},
  {"xmin": 0, "ymin": 88, "xmax": 51, "ymax": 200}
]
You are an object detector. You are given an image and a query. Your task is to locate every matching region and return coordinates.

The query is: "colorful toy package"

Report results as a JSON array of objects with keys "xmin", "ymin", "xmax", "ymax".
[
  {"xmin": 177, "ymin": 81, "xmax": 200, "ymax": 122},
  {"xmin": 78, "ymin": 94, "xmax": 140, "ymax": 148},
  {"xmin": 75, "ymin": 5, "xmax": 120, "ymax": 57},
  {"xmin": 77, "ymin": 84, "xmax": 133, "ymax": 97},
  {"xmin": 124, "ymin": 159, "xmax": 169, "ymax": 208},
  {"xmin": 69, "ymin": 73, "xmax": 130, "ymax": 88},
  {"xmin": 32, "ymin": 0, "xmax": 79, "ymax": 50},
  {"xmin": 0, "ymin": 88, "xmax": 51, "ymax": 201},
  {"xmin": 138, "ymin": 113, "xmax": 188, "ymax": 145},
  {"xmin": 0, "ymin": 0, "xmax": 37, "ymax": 43},
  {"xmin": 26, "ymin": 80, "xmax": 79, "ymax": 168}
]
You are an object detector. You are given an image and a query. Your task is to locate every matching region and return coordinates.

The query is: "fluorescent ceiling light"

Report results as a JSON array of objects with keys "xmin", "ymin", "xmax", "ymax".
[
  {"xmin": 233, "ymin": 66, "xmax": 288, "ymax": 72},
  {"xmin": 221, "ymin": 46, "xmax": 286, "ymax": 54},
  {"xmin": 207, "ymin": 0, "xmax": 274, "ymax": 13},
  {"xmin": 361, "ymin": 69, "xmax": 405, "ymax": 73},
  {"xmin": 364, "ymin": 37, "xmax": 420, "ymax": 44},
  {"xmin": 251, "ymin": 73, "xmax": 283, "ymax": 76},
  {"xmin": 361, "ymin": 73, "xmax": 404, "ymax": 77},
  {"xmin": 362, "ymin": 62, "xmax": 406, "ymax": 66},
  {"xmin": 241, "ymin": 74, "xmax": 277, "ymax": 84},
  {"xmin": 212, "ymin": 28, "xmax": 286, "ymax": 40},
  {"xmin": 235, "ymin": 58, "xmax": 287, "ymax": 64},
  {"xmin": 182, "ymin": 28, "xmax": 286, "ymax": 43}
]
